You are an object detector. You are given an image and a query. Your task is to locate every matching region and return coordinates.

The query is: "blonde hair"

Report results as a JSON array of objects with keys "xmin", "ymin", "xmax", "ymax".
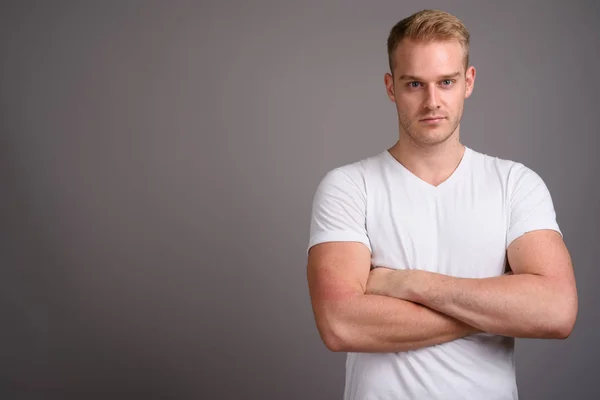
[{"xmin": 387, "ymin": 9, "xmax": 470, "ymax": 74}]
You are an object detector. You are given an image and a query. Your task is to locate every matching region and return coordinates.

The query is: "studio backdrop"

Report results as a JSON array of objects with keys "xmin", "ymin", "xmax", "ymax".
[{"xmin": 1, "ymin": 1, "xmax": 598, "ymax": 399}]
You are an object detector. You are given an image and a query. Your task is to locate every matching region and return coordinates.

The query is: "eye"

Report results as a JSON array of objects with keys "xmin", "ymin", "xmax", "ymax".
[
  {"xmin": 408, "ymin": 81, "xmax": 421, "ymax": 88},
  {"xmin": 441, "ymin": 79, "xmax": 454, "ymax": 86}
]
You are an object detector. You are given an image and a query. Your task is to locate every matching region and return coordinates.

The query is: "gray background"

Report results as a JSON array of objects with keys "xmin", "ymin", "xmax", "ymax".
[{"xmin": 1, "ymin": 1, "xmax": 598, "ymax": 399}]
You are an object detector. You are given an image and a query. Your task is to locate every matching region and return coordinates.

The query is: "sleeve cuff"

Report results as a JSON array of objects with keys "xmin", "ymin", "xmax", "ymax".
[
  {"xmin": 506, "ymin": 221, "xmax": 562, "ymax": 249},
  {"xmin": 307, "ymin": 231, "xmax": 372, "ymax": 254}
]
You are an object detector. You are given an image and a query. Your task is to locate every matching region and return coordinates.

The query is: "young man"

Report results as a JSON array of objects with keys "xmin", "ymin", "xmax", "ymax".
[{"xmin": 306, "ymin": 9, "xmax": 578, "ymax": 400}]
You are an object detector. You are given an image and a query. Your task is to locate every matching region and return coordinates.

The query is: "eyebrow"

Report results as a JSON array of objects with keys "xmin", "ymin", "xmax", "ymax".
[{"xmin": 398, "ymin": 72, "xmax": 461, "ymax": 81}]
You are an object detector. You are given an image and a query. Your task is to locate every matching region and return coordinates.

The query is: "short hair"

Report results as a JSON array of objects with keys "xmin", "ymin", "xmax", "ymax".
[{"xmin": 387, "ymin": 9, "xmax": 470, "ymax": 75}]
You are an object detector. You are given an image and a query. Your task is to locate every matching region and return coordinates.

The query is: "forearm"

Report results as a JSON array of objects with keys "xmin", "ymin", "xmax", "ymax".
[
  {"xmin": 316, "ymin": 293, "xmax": 478, "ymax": 353},
  {"xmin": 387, "ymin": 271, "xmax": 573, "ymax": 338}
]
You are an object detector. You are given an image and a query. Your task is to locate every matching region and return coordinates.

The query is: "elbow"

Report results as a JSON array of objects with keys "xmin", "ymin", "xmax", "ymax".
[
  {"xmin": 556, "ymin": 308, "xmax": 578, "ymax": 340},
  {"xmin": 547, "ymin": 297, "xmax": 578, "ymax": 340},
  {"xmin": 549, "ymin": 318, "xmax": 575, "ymax": 340},
  {"xmin": 315, "ymin": 314, "xmax": 354, "ymax": 352},
  {"xmin": 312, "ymin": 295, "xmax": 363, "ymax": 352},
  {"xmin": 320, "ymin": 321, "xmax": 352, "ymax": 352},
  {"xmin": 322, "ymin": 331, "xmax": 347, "ymax": 352}
]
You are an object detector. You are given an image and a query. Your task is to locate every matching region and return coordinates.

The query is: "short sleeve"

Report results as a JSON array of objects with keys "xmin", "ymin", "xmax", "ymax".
[
  {"xmin": 506, "ymin": 164, "xmax": 562, "ymax": 248},
  {"xmin": 307, "ymin": 167, "xmax": 371, "ymax": 254}
]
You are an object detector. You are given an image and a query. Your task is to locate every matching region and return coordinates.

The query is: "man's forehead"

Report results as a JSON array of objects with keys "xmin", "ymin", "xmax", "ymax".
[
  {"xmin": 393, "ymin": 39, "xmax": 465, "ymax": 74},
  {"xmin": 395, "ymin": 39, "xmax": 464, "ymax": 60}
]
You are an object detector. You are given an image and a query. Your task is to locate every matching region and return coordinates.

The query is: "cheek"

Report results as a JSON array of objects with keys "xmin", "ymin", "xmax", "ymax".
[
  {"xmin": 396, "ymin": 96, "xmax": 421, "ymax": 114},
  {"xmin": 442, "ymin": 91, "xmax": 463, "ymax": 108}
]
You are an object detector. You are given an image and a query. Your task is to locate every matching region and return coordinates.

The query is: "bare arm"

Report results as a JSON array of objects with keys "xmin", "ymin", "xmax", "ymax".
[
  {"xmin": 368, "ymin": 230, "xmax": 578, "ymax": 339},
  {"xmin": 307, "ymin": 241, "xmax": 480, "ymax": 353}
]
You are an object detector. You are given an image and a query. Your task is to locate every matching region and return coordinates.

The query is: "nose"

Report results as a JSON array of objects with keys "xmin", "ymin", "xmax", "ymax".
[{"xmin": 424, "ymin": 86, "xmax": 440, "ymax": 110}]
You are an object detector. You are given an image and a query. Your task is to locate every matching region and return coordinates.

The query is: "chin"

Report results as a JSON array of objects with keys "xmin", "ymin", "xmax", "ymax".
[{"xmin": 413, "ymin": 131, "xmax": 453, "ymax": 146}]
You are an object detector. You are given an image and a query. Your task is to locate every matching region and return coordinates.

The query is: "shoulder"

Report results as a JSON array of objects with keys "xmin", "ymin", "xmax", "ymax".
[
  {"xmin": 467, "ymin": 147, "xmax": 546, "ymax": 190},
  {"xmin": 307, "ymin": 153, "xmax": 385, "ymax": 253},
  {"xmin": 314, "ymin": 151, "xmax": 388, "ymax": 196}
]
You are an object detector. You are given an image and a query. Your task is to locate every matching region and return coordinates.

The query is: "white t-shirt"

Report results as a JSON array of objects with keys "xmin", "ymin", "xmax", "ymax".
[{"xmin": 307, "ymin": 146, "xmax": 562, "ymax": 400}]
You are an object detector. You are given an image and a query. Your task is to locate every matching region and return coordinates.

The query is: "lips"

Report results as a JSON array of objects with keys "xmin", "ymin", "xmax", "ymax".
[{"xmin": 420, "ymin": 116, "xmax": 445, "ymax": 121}]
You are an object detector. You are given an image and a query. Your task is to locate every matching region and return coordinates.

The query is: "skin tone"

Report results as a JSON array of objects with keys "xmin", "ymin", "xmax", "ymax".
[
  {"xmin": 365, "ymin": 228, "xmax": 577, "ymax": 338},
  {"xmin": 369, "ymin": 38, "xmax": 577, "ymax": 338},
  {"xmin": 384, "ymin": 38, "xmax": 475, "ymax": 187},
  {"xmin": 306, "ymin": 37, "xmax": 577, "ymax": 353}
]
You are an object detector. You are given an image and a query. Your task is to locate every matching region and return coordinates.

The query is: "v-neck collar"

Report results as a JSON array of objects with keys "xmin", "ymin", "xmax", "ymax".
[{"xmin": 383, "ymin": 146, "xmax": 472, "ymax": 193}]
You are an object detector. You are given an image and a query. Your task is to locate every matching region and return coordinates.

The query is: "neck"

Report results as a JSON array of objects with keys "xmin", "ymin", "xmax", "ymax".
[{"xmin": 387, "ymin": 133, "xmax": 466, "ymax": 187}]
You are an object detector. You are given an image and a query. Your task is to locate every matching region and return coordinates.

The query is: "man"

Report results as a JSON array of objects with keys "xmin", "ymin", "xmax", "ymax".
[{"xmin": 305, "ymin": 9, "xmax": 578, "ymax": 400}]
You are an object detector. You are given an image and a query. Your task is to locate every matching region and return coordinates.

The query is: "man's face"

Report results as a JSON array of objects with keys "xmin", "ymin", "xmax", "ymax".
[{"xmin": 385, "ymin": 38, "xmax": 475, "ymax": 147}]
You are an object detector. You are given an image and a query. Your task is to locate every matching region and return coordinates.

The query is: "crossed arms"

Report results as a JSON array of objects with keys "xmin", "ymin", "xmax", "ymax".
[{"xmin": 306, "ymin": 229, "xmax": 578, "ymax": 353}]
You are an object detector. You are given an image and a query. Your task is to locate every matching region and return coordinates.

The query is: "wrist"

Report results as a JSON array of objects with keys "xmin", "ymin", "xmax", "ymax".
[
  {"xmin": 377, "ymin": 269, "xmax": 396, "ymax": 297},
  {"xmin": 404, "ymin": 269, "xmax": 427, "ymax": 303}
]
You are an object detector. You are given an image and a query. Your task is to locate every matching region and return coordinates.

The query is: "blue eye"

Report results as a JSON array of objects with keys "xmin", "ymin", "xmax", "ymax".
[
  {"xmin": 442, "ymin": 80, "xmax": 453, "ymax": 85},
  {"xmin": 409, "ymin": 81, "xmax": 421, "ymax": 88}
]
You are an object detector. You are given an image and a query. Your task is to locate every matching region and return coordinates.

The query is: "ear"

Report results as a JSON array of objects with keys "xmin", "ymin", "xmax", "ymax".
[
  {"xmin": 384, "ymin": 72, "xmax": 396, "ymax": 103},
  {"xmin": 464, "ymin": 66, "xmax": 476, "ymax": 99}
]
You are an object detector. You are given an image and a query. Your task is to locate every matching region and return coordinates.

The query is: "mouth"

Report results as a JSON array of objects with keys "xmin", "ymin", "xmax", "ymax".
[
  {"xmin": 420, "ymin": 116, "xmax": 445, "ymax": 121},
  {"xmin": 420, "ymin": 116, "xmax": 446, "ymax": 124}
]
